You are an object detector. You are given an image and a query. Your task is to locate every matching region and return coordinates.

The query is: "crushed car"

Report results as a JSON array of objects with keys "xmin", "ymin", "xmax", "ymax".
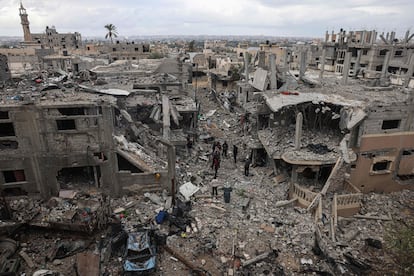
[{"xmin": 123, "ymin": 229, "xmax": 156, "ymax": 275}]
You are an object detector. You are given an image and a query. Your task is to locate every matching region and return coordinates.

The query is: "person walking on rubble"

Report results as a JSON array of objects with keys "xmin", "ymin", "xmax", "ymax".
[
  {"xmin": 212, "ymin": 141, "xmax": 221, "ymax": 154},
  {"xmin": 211, "ymin": 178, "xmax": 219, "ymax": 197},
  {"xmin": 212, "ymin": 147, "xmax": 221, "ymax": 169},
  {"xmin": 233, "ymin": 144, "xmax": 238, "ymax": 163},
  {"xmin": 213, "ymin": 155, "xmax": 220, "ymax": 179},
  {"xmin": 222, "ymin": 141, "xmax": 228, "ymax": 158},
  {"xmin": 244, "ymin": 156, "xmax": 251, "ymax": 176}
]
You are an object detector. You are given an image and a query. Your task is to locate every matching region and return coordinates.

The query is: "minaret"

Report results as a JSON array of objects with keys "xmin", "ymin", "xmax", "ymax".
[{"xmin": 19, "ymin": 2, "xmax": 32, "ymax": 42}]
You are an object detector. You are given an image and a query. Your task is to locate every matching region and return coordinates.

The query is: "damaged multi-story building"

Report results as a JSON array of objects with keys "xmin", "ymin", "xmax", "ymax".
[
  {"xmin": 0, "ymin": 49, "xmax": 201, "ymax": 199},
  {"xmin": 0, "ymin": 89, "xmax": 171, "ymax": 198},
  {"xmin": 255, "ymin": 86, "xmax": 414, "ymax": 193},
  {"xmin": 19, "ymin": 3, "xmax": 81, "ymax": 50},
  {"xmin": 231, "ymin": 39, "xmax": 414, "ymax": 223},
  {"xmin": 320, "ymin": 29, "xmax": 414, "ymax": 88}
]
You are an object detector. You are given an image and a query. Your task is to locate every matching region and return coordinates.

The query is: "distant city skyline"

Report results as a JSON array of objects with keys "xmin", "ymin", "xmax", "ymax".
[{"xmin": 0, "ymin": 0, "xmax": 413, "ymax": 39}]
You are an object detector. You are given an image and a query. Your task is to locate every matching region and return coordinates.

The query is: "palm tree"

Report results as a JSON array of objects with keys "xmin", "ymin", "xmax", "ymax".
[{"xmin": 104, "ymin": 24, "xmax": 118, "ymax": 44}]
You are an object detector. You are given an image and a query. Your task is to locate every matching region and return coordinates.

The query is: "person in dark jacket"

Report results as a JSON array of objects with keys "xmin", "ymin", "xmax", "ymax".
[
  {"xmin": 222, "ymin": 141, "xmax": 228, "ymax": 157},
  {"xmin": 233, "ymin": 144, "xmax": 238, "ymax": 163},
  {"xmin": 244, "ymin": 156, "xmax": 251, "ymax": 176},
  {"xmin": 213, "ymin": 156, "xmax": 220, "ymax": 179}
]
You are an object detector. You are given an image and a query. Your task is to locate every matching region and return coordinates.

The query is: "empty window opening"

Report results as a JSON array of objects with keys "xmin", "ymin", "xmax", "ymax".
[
  {"xmin": 56, "ymin": 119, "xmax": 76, "ymax": 130},
  {"xmin": 402, "ymin": 150, "xmax": 414, "ymax": 156},
  {"xmin": 373, "ymin": 161, "xmax": 391, "ymax": 171},
  {"xmin": 0, "ymin": 140, "xmax": 18, "ymax": 150},
  {"xmin": 3, "ymin": 170, "xmax": 26, "ymax": 183},
  {"xmin": 381, "ymin": 119, "xmax": 400, "ymax": 130},
  {"xmin": 394, "ymin": 50, "xmax": 403, "ymax": 56},
  {"xmin": 0, "ymin": 111, "xmax": 9, "ymax": 119},
  {"xmin": 117, "ymin": 154, "xmax": 143, "ymax": 173},
  {"xmin": 57, "ymin": 166, "xmax": 97, "ymax": 189},
  {"xmin": 58, "ymin": 107, "xmax": 85, "ymax": 116},
  {"xmin": 379, "ymin": 49, "xmax": 388, "ymax": 56},
  {"xmin": 0, "ymin": 123, "xmax": 15, "ymax": 137}
]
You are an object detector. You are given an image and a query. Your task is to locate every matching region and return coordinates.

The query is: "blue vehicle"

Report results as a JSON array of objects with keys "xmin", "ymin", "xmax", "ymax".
[{"xmin": 123, "ymin": 230, "xmax": 156, "ymax": 275}]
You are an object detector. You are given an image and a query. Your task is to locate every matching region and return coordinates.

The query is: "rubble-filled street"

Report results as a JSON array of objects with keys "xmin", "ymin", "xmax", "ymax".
[{"xmin": 0, "ymin": 85, "xmax": 412, "ymax": 275}]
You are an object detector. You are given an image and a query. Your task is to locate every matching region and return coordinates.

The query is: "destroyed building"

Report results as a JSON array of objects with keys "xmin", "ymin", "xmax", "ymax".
[
  {"xmin": 321, "ymin": 29, "xmax": 414, "ymax": 88},
  {"xmin": 0, "ymin": 88, "xmax": 171, "ymax": 198},
  {"xmin": 0, "ymin": 54, "xmax": 11, "ymax": 82},
  {"xmin": 19, "ymin": 3, "xmax": 81, "ymax": 50},
  {"xmin": 255, "ymin": 86, "xmax": 414, "ymax": 195},
  {"xmin": 31, "ymin": 26, "xmax": 82, "ymax": 50}
]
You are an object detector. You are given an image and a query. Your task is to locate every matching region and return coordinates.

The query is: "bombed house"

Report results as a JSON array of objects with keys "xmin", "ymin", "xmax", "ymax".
[
  {"xmin": 0, "ymin": 88, "xmax": 172, "ymax": 198},
  {"xmin": 254, "ymin": 86, "xmax": 414, "ymax": 209}
]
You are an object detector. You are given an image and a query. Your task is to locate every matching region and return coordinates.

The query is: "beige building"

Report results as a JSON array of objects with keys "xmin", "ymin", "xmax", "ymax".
[{"xmin": 31, "ymin": 26, "xmax": 82, "ymax": 50}]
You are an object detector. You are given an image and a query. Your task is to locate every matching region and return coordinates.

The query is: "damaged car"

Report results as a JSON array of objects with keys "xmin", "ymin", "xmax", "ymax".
[{"xmin": 123, "ymin": 230, "xmax": 156, "ymax": 275}]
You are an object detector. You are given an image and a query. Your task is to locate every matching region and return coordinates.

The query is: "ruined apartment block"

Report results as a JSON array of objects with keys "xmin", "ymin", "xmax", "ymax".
[
  {"xmin": 321, "ymin": 29, "xmax": 414, "ymax": 87},
  {"xmin": 0, "ymin": 91, "xmax": 169, "ymax": 198}
]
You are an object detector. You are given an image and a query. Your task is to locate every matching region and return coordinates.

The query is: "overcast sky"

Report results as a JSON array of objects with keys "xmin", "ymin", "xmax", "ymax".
[{"xmin": 0, "ymin": 0, "xmax": 413, "ymax": 38}]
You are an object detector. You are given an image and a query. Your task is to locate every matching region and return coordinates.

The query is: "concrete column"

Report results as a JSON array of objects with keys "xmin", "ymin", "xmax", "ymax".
[
  {"xmin": 244, "ymin": 52, "xmax": 249, "ymax": 81},
  {"xmin": 162, "ymin": 95, "xmax": 170, "ymax": 140},
  {"xmin": 405, "ymin": 52, "xmax": 414, "ymax": 87},
  {"xmin": 342, "ymin": 52, "xmax": 351, "ymax": 84},
  {"xmin": 295, "ymin": 112, "xmax": 303, "ymax": 150},
  {"xmin": 269, "ymin": 54, "xmax": 277, "ymax": 90},
  {"xmin": 158, "ymin": 139, "xmax": 176, "ymax": 202},
  {"xmin": 361, "ymin": 31, "xmax": 366, "ymax": 45},
  {"xmin": 390, "ymin": 31, "xmax": 396, "ymax": 42},
  {"xmin": 370, "ymin": 30, "xmax": 377, "ymax": 44},
  {"xmin": 258, "ymin": 51, "xmax": 265, "ymax": 69},
  {"xmin": 319, "ymin": 48, "xmax": 326, "ymax": 79},
  {"xmin": 299, "ymin": 51, "xmax": 307, "ymax": 79},
  {"xmin": 291, "ymin": 165, "xmax": 298, "ymax": 183},
  {"xmin": 354, "ymin": 50, "xmax": 362, "ymax": 77},
  {"xmin": 381, "ymin": 50, "xmax": 391, "ymax": 80},
  {"xmin": 283, "ymin": 50, "xmax": 289, "ymax": 76}
]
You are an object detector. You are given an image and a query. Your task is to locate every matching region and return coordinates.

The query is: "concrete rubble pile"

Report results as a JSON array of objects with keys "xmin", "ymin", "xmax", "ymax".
[
  {"xmin": 258, "ymin": 126, "xmax": 340, "ymax": 160},
  {"xmin": 0, "ymin": 39, "xmax": 413, "ymax": 275}
]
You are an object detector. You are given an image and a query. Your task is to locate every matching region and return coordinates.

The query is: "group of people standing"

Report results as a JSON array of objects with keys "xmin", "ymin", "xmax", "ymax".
[{"xmin": 210, "ymin": 140, "xmax": 251, "ymax": 178}]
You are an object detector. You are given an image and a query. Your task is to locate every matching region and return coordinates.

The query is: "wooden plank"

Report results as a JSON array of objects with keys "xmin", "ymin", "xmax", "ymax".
[{"xmin": 321, "ymin": 157, "xmax": 343, "ymax": 196}]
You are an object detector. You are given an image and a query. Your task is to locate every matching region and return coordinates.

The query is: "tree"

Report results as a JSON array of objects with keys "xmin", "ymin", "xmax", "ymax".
[
  {"xmin": 188, "ymin": 40, "xmax": 195, "ymax": 52},
  {"xmin": 228, "ymin": 64, "xmax": 241, "ymax": 81},
  {"xmin": 104, "ymin": 24, "xmax": 118, "ymax": 44}
]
